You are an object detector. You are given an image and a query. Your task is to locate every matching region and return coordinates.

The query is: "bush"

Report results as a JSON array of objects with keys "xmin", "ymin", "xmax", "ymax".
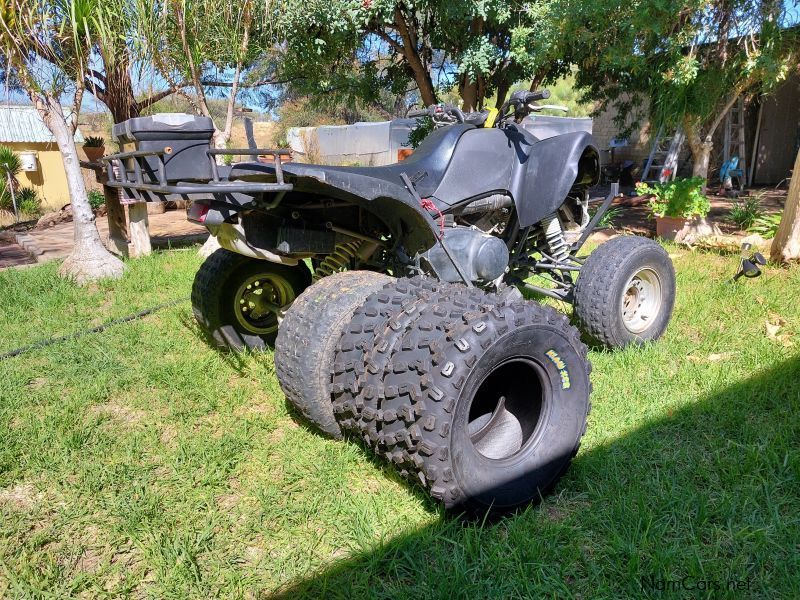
[
  {"xmin": 88, "ymin": 189, "xmax": 106, "ymax": 210},
  {"xmin": 636, "ymin": 177, "xmax": 711, "ymax": 219},
  {"xmin": 728, "ymin": 195, "xmax": 763, "ymax": 229},
  {"xmin": 748, "ymin": 213, "xmax": 782, "ymax": 239},
  {"xmin": 16, "ymin": 187, "xmax": 42, "ymax": 216}
]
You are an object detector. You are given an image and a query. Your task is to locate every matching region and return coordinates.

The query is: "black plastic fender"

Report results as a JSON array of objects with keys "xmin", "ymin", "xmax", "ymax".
[{"xmin": 511, "ymin": 130, "xmax": 600, "ymax": 227}]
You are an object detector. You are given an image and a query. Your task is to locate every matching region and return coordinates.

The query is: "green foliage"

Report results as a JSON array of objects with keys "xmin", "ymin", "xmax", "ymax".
[
  {"xmin": 728, "ymin": 195, "xmax": 764, "ymax": 230},
  {"xmin": 0, "ymin": 145, "xmax": 22, "ymax": 179},
  {"xmin": 16, "ymin": 187, "xmax": 42, "ymax": 216},
  {"xmin": 560, "ymin": 0, "xmax": 800, "ymax": 148},
  {"xmin": 408, "ymin": 117, "xmax": 434, "ymax": 149},
  {"xmin": 83, "ymin": 136, "xmax": 105, "ymax": 147},
  {"xmin": 88, "ymin": 189, "xmax": 106, "ymax": 210},
  {"xmin": 748, "ymin": 213, "xmax": 783, "ymax": 239},
  {"xmin": 277, "ymin": 0, "xmax": 572, "ymax": 112},
  {"xmin": 636, "ymin": 177, "xmax": 710, "ymax": 219},
  {"xmin": 0, "ymin": 145, "xmax": 22, "ymax": 211},
  {"xmin": 589, "ymin": 206, "xmax": 623, "ymax": 228}
]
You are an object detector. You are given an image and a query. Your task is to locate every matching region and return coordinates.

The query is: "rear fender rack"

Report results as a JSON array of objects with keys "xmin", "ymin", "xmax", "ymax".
[{"xmin": 100, "ymin": 148, "xmax": 293, "ymax": 206}]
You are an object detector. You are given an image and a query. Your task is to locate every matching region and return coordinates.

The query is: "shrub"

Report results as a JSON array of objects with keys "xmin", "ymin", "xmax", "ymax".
[
  {"xmin": 16, "ymin": 187, "xmax": 42, "ymax": 216},
  {"xmin": 589, "ymin": 206, "xmax": 624, "ymax": 228},
  {"xmin": 748, "ymin": 213, "xmax": 782, "ymax": 239},
  {"xmin": 636, "ymin": 177, "xmax": 711, "ymax": 219},
  {"xmin": 88, "ymin": 189, "xmax": 106, "ymax": 210},
  {"xmin": 728, "ymin": 195, "xmax": 763, "ymax": 229}
]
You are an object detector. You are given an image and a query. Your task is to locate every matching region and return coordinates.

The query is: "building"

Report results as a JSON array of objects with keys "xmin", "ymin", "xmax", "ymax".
[
  {"xmin": 591, "ymin": 72, "xmax": 800, "ymax": 185},
  {"xmin": 0, "ymin": 105, "xmax": 85, "ymax": 212}
]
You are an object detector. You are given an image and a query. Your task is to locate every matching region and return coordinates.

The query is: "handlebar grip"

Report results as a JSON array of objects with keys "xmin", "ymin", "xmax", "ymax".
[
  {"xmin": 528, "ymin": 89, "xmax": 551, "ymax": 102},
  {"xmin": 407, "ymin": 108, "xmax": 430, "ymax": 118}
]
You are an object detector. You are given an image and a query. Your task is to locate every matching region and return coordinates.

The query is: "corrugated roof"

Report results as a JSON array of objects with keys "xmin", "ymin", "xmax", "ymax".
[{"xmin": 0, "ymin": 105, "xmax": 85, "ymax": 144}]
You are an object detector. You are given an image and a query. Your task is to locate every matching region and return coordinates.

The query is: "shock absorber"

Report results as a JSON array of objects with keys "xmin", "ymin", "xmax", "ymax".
[
  {"xmin": 540, "ymin": 213, "xmax": 570, "ymax": 263},
  {"xmin": 313, "ymin": 240, "xmax": 363, "ymax": 281}
]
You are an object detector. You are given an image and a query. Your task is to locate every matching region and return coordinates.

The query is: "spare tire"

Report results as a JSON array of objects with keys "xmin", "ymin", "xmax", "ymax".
[{"xmin": 275, "ymin": 270, "xmax": 394, "ymax": 438}]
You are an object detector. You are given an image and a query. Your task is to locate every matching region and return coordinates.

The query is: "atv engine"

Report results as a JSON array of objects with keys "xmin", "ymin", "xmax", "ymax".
[{"xmin": 421, "ymin": 226, "xmax": 509, "ymax": 283}]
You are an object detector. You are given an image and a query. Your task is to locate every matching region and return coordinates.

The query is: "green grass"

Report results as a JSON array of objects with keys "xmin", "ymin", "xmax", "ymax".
[{"xmin": 1, "ymin": 247, "xmax": 799, "ymax": 598}]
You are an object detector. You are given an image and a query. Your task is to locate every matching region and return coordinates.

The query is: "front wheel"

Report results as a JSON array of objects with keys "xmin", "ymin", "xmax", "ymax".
[
  {"xmin": 192, "ymin": 249, "xmax": 312, "ymax": 351},
  {"xmin": 573, "ymin": 236, "xmax": 676, "ymax": 349}
]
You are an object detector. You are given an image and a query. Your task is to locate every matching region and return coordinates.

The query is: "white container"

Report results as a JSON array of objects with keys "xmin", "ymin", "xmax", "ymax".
[{"xmin": 18, "ymin": 151, "xmax": 38, "ymax": 172}]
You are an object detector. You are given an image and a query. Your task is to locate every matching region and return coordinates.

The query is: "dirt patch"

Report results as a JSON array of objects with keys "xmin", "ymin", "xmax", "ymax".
[
  {"xmin": 89, "ymin": 401, "xmax": 146, "ymax": 427},
  {"xmin": 26, "ymin": 377, "xmax": 47, "ymax": 389},
  {"xmin": 0, "ymin": 482, "xmax": 42, "ymax": 511}
]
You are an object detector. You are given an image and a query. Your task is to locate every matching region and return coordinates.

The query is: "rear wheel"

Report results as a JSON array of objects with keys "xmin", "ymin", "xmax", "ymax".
[
  {"xmin": 275, "ymin": 271, "xmax": 394, "ymax": 438},
  {"xmin": 367, "ymin": 299, "xmax": 591, "ymax": 515},
  {"xmin": 192, "ymin": 249, "xmax": 311, "ymax": 351},
  {"xmin": 573, "ymin": 236, "xmax": 676, "ymax": 348}
]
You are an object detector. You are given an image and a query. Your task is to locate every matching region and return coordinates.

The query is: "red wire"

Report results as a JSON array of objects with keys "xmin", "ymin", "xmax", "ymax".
[{"xmin": 419, "ymin": 198, "xmax": 445, "ymax": 236}]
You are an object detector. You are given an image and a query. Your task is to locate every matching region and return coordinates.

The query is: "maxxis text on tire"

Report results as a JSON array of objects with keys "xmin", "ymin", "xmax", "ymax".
[
  {"xmin": 573, "ymin": 236, "xmax": 676, "ymax": 349},
  {"xmin": 191, "ymin": 248, "xmax": 312, "ymax": 351},
  {"xmin": 275, "ymin": 270, "xmax": 394, "ymax": 439}
]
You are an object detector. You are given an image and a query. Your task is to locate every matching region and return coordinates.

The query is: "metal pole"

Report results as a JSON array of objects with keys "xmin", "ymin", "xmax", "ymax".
[{"xmin": 4, "ymin": 167, "xmax": 18, "ymax": 222}]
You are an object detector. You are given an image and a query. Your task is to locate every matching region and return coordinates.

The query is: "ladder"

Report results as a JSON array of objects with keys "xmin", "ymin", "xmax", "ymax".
[
  {"xmin": 642, "ymin": 126, "xmax": 685, "ymax": 183},
  {"xmin": 723, "ymin": 96, "xmax": 746, "ymax": 178}
]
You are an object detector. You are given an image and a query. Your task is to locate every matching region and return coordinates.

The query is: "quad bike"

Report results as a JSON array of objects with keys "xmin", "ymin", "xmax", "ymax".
[{"xmin": 102, "ymin": 89, "xmax": 675, "ymax": 515}]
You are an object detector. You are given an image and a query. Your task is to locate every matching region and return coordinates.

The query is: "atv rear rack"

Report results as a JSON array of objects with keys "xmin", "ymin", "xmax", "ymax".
[{"xmin": 100, "ymin": 147, "xmax": 293, "ymax": 201}]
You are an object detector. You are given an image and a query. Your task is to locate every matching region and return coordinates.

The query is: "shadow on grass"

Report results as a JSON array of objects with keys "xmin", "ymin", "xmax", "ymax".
[{"xmin": 269, "ymin": 355, "xmax": 800, "ymax": 599}]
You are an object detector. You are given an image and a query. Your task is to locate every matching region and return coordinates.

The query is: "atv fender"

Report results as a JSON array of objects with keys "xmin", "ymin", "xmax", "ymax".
[{"xmin": 512, "ymin": 131, "xmax": 600, "ymax": 227}]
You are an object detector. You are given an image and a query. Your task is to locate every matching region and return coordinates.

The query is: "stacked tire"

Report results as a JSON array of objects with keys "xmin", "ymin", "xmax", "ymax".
[{"xmin": 276, "ymin": 273, "xmax": 592, "ymax": 516}]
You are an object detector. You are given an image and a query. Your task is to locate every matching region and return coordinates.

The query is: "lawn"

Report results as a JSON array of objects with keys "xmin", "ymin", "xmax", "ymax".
[{"xmin": 0, "ymin": 246, "xmax": 798, "ymax": 598}]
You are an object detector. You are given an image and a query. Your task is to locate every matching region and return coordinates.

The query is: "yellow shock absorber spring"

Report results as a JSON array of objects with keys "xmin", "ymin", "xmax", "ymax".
[{"xmin": 312, "ymin": 240, "xmax": 364, "ymax": 281}]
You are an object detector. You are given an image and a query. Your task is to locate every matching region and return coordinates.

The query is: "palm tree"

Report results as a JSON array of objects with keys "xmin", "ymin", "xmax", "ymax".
[
  {"xmin": 0, "ymin": 145, "xmax": 22, "ymax": 215},
  {"xmin": 0, "ymin": 0, "xmax": 124, "ymax": 283}
]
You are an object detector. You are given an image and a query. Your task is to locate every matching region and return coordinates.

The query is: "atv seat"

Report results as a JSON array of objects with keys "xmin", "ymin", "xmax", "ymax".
[{"xmin": 234, "ymin": 123, "xmax": 475, "ymax": 199}]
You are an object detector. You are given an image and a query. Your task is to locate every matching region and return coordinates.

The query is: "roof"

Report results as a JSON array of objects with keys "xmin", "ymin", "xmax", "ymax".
[{"xmin": 0, "ymin": 105, "xmax": 85, "ymax": 144}]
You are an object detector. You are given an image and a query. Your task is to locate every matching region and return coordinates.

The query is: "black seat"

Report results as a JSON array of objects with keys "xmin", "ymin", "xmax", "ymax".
[{"xmin": 278, "ymin": 123, "xmax": 475, "ymax": 198}]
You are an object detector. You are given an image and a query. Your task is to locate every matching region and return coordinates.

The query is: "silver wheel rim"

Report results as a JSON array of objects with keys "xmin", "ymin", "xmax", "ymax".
[
  {"xmin": 621, "ymin": 268, "xmax": 662, "ymax": 334},
  {"xmin": 233, "ymin": 273, "xmax": 296, "ymax": 335}
]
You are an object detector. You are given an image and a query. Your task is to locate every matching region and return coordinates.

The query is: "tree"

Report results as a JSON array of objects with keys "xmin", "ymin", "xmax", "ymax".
[
  {"xmin": 83, "ymin": 2, "xmax": 182, "ymax": 124},
  {"xmin": 561, "ymin": 0, "xmax": 799, "ymax": 181},
  {"xmin": 278, "ymin": 0, "xmax": 567, "ymax": 112},
  {"xmin": 135, "ymin": 0, "xmax": 277, "ymax": 151},
  {"xmin": 1, "ymin": 0, "xmax": 124, "ymax": 283},
  {"xmin": 770, "ymin": 148, "xmax": 800, "ymax": 263}
]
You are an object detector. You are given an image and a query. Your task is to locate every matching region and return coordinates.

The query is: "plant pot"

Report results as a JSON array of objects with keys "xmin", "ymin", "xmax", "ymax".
[
  {"xmin": 655, "ymin": 216, "xmax": 689, "ymax": 241},
  {"xmin": 83, "ymin": 146, "xmax": 105, "ymax": 163},
  {"xmin": 656, "ymin": 216, "xmax": 721, "ymax": 243}
]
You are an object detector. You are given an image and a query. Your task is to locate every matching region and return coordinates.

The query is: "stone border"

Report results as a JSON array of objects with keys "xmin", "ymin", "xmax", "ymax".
[{"xmin": 13, "ymin": 232, "xmax": 45, "ymax": 262}]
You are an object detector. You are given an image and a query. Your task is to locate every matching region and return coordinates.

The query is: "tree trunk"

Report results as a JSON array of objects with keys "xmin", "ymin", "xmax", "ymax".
[
  {"xmin": 461, "ymin": 75, "xmax": 478, "ymax": 112},
  {"xmin": 683, "ymin": 115, "xmax": 712, "ymax": 182},
  {"xmin": 42, "ymin": 96, "xmax": 124, "ymax": 283},
  {"xmin": 770, "ymin": 148, "xmax": 800, "ymax": 263},
  {"xmin": 104, "ymin": 59, "xmax": 141, "ymax": 123},
  {"xmin": 394, "ymin": 8, "xmax": 437, "ymax": 106}
]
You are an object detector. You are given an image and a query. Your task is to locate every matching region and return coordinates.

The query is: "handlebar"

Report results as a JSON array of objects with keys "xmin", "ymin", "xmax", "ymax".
[
  {"xmin": 407, "ymin": 108, "xmax": 430, "ymax": 118},
  {"xmin": 406, "ymin": 104, "xmax": 466, "ymax": 123}
]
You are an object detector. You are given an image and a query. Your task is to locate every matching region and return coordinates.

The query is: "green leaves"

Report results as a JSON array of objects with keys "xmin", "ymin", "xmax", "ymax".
[{"xmin": 636, "ymin": 177, "xmax": 711, "ymax": 219}]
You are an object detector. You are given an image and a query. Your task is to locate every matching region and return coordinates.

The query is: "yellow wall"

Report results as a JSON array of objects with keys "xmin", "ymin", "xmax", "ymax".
[{"xmin": 5, "ymin": 142, "xmax": 72, "ymax": 212}]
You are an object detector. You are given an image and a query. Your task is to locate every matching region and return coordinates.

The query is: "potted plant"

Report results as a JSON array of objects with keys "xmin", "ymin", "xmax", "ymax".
[
  {"xmin": 636, "ymin": 177, "xmax": 712, "ymax": 241},
  {"xmin": 82, "ymin": 136, "xmax": 106, "ymax": 163}
]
